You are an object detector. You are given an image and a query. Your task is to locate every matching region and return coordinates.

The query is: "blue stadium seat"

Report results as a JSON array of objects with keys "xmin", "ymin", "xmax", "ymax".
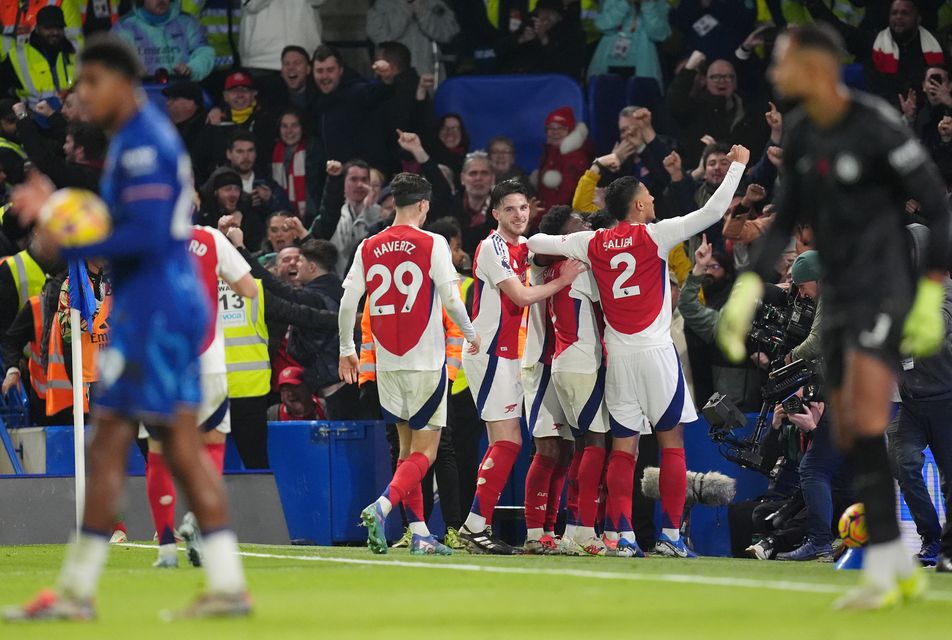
[
  {"xmin": 626, "ymin": 76, "xmax": 673, "ymax": 134},
  {"xmin": 842, "ymin": 63, "xmax": 865, "ymax": 90},
  {"xmin": 587, "ymin": 74, "xmax": 628, "ymax": 155},
  {"xmin": 434, "ymin": 74, "xmax": 585, "ymax": 172}
]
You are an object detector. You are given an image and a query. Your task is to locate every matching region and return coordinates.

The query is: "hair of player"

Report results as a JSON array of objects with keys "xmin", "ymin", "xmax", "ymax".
[
  {"xmin": 604, "ymin": 176, "xmax": 643, "ymax": 221},
  {"xmin": 281, "ymin": 45, "xmax": 311, "ymax": 64},
  {"xmin": 299, "ymin": 238, "xmax": 338, "ymax": 272},
  {"xmin": 588, "ymin": 209, "xmax": 617, "ymax": 230},
  {"xmin": 67, "ymin": 122, "xmax": 107, "ymax": 162},
  {"xmin": 461, "ymin": 150, "xmax": 489, "ymax": 174},
  {"xmin": 491, "ymin": 179, "xmax": 529, "ymax": 210},
  {"xmin": 343, "ymin": 159, "xmax": 370, "ymax": 179},
  {"xmin": 312, "ymin": 44, "xmax": 342, "ymax": 65},
  {"xmin": 78, "ymin": 33, "xmax": 145, "ymax": 81},
  {"xmin": 390, "ymin": 172, "xmax": 432, "ymax": 207},
  {"xmin": 426, "ymin": 217, "xmax": 462, "ymax": 244},
  {"xmin": 227, "ymin": 129, "xmax": 256, "ymax": 150},
  {"xmin": 539, "ymin": 205, "xmax": 574, "ymax": 236},
  {"xmin": 701, "ymin": 142, "xmax": 732, "ymax": 167},
  {"xmin": 376, "ymin": 41, "xmax": 411, "ymax": 73},
  {"xmin": 784, "ymin": 23, "xmax": 847, "ymax": 61}
]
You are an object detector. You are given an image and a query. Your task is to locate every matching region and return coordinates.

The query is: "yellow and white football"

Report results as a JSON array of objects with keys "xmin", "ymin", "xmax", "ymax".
[{"xmin": 39, "ymin": 188, "xmax": 112, "ymax": 247}]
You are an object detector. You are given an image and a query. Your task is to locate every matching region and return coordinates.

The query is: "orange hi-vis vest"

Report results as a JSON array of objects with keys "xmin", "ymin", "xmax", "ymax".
[
  {"xmin": 357, "ymin": 301, "xmax": 464, "ymax": 387},
  {"xmin": 45, "ymin": 288, "xmax": 111, "ymax": 415},
  {"xmin": 27, "ymin": 295, "xmax": 46, "ymax": 400}
]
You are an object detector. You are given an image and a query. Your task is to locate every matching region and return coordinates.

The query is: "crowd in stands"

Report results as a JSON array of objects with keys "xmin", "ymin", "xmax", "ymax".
[{"xmin": 1, "ymin": 0, "xmax": 949, "ymax": 555}]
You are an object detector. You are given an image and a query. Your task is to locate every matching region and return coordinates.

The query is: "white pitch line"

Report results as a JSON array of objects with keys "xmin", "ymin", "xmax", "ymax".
[{"xmin": 119, "ymin": 543, "xmax": 952, "ymax": 602}]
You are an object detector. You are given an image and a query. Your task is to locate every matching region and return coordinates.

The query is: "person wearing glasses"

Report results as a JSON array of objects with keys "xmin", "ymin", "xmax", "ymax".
[
  {"xmin": 667, "ymin": 49, "xmax": 769, "ymax": 168},
  {"xmin": 487, "ymin": 136, "xmax": 532, "ymax": 188}
]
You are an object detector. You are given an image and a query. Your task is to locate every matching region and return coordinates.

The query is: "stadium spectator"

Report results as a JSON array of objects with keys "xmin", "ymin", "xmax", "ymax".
[
  {"xmin": 270, "ymin": 45, "xmax": 315, "ymax": 112},
  {"xmin": 678, "ymin": 234, "xmax": 762, "ymax": 411},
  {"xmin": 587, "ymin": 0, "xmax": 670, "ymax": 87},
  {"xmin": 801, "ymin": 0, "xmax": 944, "ymax": 103},
  {"xmin": 390, "ymin": 129, "xmax": 454, "ymax": 217},
  {"xmin": 366, "ymin": 0, "xmax": 459, "ymax": 79},
  {"xmin": 447, "ymin": 151, "xmax": 495, "ymax": 256},
  {"xmin": 259, "ymin": 211, "xmax": 302, "ymax": 258},
  {"xmin": 112, "ymin": 0, "xmax": 214, "ymax": 82},
  {"xmin": 607, "ymin": 106, "xmax": 674, "ymax": 210},
  {"xmin": 0, "ymin": 100, "xmax": 27, "ymax": 188},
  {"xmin": 59, "ymin": 88, "xmax": 83, "ymax": 122},
  {"xmin": 305, "ymin": 45, "xmax": 395, "ymax": 203},
  {"xmin": 663, "ymin": 142, "xmax": 733, "ymax": 249},
  {"xmin": 197, "ymin": 167, "xmax": 264, "ymax": 249},
  {"xmin": 0, "ymin": 6, "xmax": 76, "ymax": 107},
  {"xmin": 667, "ymin": 50, "xmax": 769, "ymax": 167},
  {"xmin": 267, "ymin": 366, "xmax": 326, "ymax": 421},
  {"xmin": 207, "ymin": 70, "xmax": 278, "ymax": 173},
  {"xmin": 429, "ymin": 113, "xmax": 469, "ymax": 180},
  {"xmin": 487, "ymin": 136, "xmax": 531, "ymax": 186},
  {"xmin": 224, "ymin": 130, "xmax": 289, "ymax": 241},
  {"xmin": 534, "ymin": 105, "xmax": 592, "ymax": 217},
  {"xmin": 670, "ymin": 0, "xmax": 756, "ymax": 62},
  {"xmin": 181, "ymin": 0, "xmax": 241, "ymax": 75},
  {"xmin": 0, "ymin": 236, "xmax": 51, "ymax": 336},
  {"xmin": 903, "ymin": 64, "xmax": 952, "ymax": 160},
  {"xmin": 14, "ymin": 102, "xmax": 105, "ymax": 191},
  {"xmin": 0, "ymin": 0, "xmax": 84, "ymax": 50},
  {"xmin": 238, "ymin": 0, "xmax": 324, "ymax": 76},
  {"xmin": 271, "ymin": 109, "xmax": 308, "ymax": 218},
  {"xmin": 721, "ymin": 184, "xmax": 772, "ymax": 271},
  {"xmin": 496, "ymin": 0, "xmax": 586, "ymax": 79},
  {"xmin": 310, "ymin": 159, "xmax": 382, "ymax": 278},
  {"xmin": 161, "ymin": 81, "xmax": 215, "ymax": 184}
]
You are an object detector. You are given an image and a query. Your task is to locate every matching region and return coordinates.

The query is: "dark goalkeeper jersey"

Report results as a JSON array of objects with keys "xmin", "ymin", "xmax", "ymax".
[{"xmin": 752, "ymin": 91, "xmax": 951, "ymax": 306}]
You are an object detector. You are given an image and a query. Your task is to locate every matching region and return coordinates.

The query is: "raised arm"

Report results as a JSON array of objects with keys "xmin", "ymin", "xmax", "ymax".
[{"xmin": 650, "ymin": 146, "xmax": 749, "ymax": 252}]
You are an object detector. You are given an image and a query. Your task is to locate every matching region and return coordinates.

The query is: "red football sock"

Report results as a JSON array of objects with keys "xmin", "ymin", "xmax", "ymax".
[
  {"xmin": 565, "ymin": 448, "xmax": 583, "ymax": 526},
  {"xmin": 405, "ymin": 464, "xmax": 425, "ymax": 524},
  {"xmin": 146, "ymin": 451, "xmax": 176, "ymax": 545},
  {"xmin": 204, "ymin": 443, "xmax": 226, "ymax": 476},
  {"xmin": 112, "ymin": 520, "xmax": 127, "ymax": 534},
  {"xmin": 471, "ymin": 440, "xmax": 521, "ymax": 521},
  {"xmin": 544, "ymin": 462, "xmax": 570, "ymax": 532},
  {"xmin": 660, "ymin": 448, "xmax": 688, "ymax": 530},
  {"xmin": 606, "ymin": 450, "xmax": 636, "ymax": 533},
  {"xmin": 577, "ymin": 446, "xmax": 607, "ymax": 527},
  {"xmin": 524, "ymin": 454, "xmax": 557, "ymax": 530},
  {"xmin": 385, "ymin": 452, "xmax": 429, "ymax": 515}
]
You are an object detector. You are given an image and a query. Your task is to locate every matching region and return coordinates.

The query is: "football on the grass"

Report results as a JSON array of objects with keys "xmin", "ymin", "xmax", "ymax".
[
  {"xmin": 838, "ymin": 502, "xmax": 868, "ymax": 548},
  {"xmin": 40, "ymin": 188, "xmax": 111, "ymax": 247}
]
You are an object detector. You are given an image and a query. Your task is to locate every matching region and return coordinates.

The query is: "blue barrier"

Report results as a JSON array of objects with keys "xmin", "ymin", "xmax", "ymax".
[
  {"xmin": 434, "ymin": 74, "xmax": 585, "ymax": 173},
  {"xmin": 587, "ymin": 75, "xmax": 628, "ymax": 156},
  {"xmin": 268, "ymin": 420, "xmax": 396, "ymax": 545},
  {"xmin": 842, "ymin": 63, "xmax": 865, "ymax": 90}
]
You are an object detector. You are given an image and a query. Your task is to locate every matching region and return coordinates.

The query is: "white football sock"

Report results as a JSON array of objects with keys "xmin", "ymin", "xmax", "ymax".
[
  {"xmin": 464, "ymin": 513, "xmax": 487, "ymax": 533},
  {"xmin": 409, "ymin": 522, "xmax": 430, "ymax": 537},
  {"xmin": 662, "ymin": 527, "xmax": 681, "ymax": 542},
  {"xmin": 202, "ymin": 530, "xmax": 246, "ymax": 595},
  {"xmin": 58, "ymin": 530, "xmax": 110, "ymax": 600},
  {"xmin": 543, "ymin": 530, "xmax": 555, "ymax": 538},
  {"xmin": 374, "ymin": 496, "xmax": 393, "ymax": 519},
  {"xmin": 620, "ymin": 531, "xmax": 637, "ymax": 543},
  {"xmin": 158, "ymin": 543, "xmax": 177, "ymax": 560},
  {"xmin": 526, "ymin": 527, "xmax": 544, "ymax": 542},
  {"xmin": 576, "ymin": 526, "xmax": 597, "ymax": 541},
  {"xmin": 863, "ymin": 539, "xmax": 906, "ymax": 589},
  {"xmin": 563, "ymin": 524, "xmax": 578, "ymax": 541}
]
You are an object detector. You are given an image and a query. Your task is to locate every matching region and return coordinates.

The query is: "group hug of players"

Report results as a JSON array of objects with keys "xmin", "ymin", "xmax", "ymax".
[{"xmin": 337, "ymin": 144, "xmax": 752, "ymax": 559}]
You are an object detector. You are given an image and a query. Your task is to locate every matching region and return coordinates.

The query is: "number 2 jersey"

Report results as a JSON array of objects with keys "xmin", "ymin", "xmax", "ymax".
[
  {"xmin": 527, "ymin": 161, "xmax": 745, "ymax": 355},
  {"xmin": 471, "ymin": 230, "xmax": 529, "ymax": 360},
  {"xmin": 343, "ymin": 225, "xmax": 459, "ymax": 372}
]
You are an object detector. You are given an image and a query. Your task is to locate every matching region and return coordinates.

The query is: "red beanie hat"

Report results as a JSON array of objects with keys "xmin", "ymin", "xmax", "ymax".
[{"xmin": 545, "ymin": 106, "xmax": 576, "ymax": 131}]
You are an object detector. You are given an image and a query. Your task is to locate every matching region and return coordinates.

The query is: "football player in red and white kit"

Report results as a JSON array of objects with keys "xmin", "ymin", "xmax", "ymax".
[
  {"xmin": 537, "ymin": 206, "xmax": 635, "ymax": 557},
  {"xmin": 338, "ymin": 173, "xmax": 480, "ymax": 556},
  {"xmin": 528, "ymin": 145, "xmax": 749, "ymax": 558},
  {"xmin": 145, "ymin": 224, "xmax": 257, "ymax": 569},
  {"xmin": 521, "ymin": 242, "xmax": 574, "ymax": 555},
  {"xmin": 458, "ymin": 180, "xmax": 586, "ymax": 554}
]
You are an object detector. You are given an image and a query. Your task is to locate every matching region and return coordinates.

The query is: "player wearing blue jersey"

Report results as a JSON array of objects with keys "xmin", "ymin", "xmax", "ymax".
[{"xmin": 3, "ymin": 35, "xmax": 250, "ymax": 622}]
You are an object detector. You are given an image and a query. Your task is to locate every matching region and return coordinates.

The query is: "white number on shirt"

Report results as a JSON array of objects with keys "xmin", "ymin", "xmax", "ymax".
[
  {"xmin": 367, "ymin": 261, "xmax": 424, "ymax": 316},
  {"xmin": 610, "ymin": 252, "xmax": 641, "ymax": 299}
]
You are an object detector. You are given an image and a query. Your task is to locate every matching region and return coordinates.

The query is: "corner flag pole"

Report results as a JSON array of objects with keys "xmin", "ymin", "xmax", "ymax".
[{"xmin": 70, "ymin": 308, "xmax": 86, "ymax": 534}]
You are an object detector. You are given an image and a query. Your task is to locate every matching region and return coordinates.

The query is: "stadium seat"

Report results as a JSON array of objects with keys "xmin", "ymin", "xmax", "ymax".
[
  {"xmin": 587, "ymin": 74, "xmax": 628, "ymax": 155},
  {"xmin": 842, "ymin": 63, "xmax": 865, "ymax": 90},
  {"xmin": 626, "ymin": 76, "xmax": 673, "ymax": 134},
  {"xmin": 434, "ymin": 74, "xmax": 585, "ymax": 172}
]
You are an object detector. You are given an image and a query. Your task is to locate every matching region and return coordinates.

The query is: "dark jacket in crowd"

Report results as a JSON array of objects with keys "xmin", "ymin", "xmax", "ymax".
[
  {"xmin": 667, "ymin": 67, "xmax": 769, "ymax": 168},
  {"xmin": 495, "ymin": 10, "xmax": 587, "ymax": 80},
  {"xmin": 371, "ymin": 68, "xmax": 429, "ymax": 177},
  {"xmin": 16, "ymin": 116, "xmax": 101, "ymax": 191},
  {"xmin": 196, "ymin": 168, "xmax": 266, "ymax": 250}
]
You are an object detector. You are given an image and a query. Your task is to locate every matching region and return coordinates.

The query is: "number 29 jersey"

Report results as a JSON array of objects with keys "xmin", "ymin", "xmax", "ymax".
[
  {"xmin": 344, "ymin": 225, "xmax": 459, "ymax": 372},
  {"xmin": 550, "ymin": 222, "xmax": 677, "ymax": 355}
]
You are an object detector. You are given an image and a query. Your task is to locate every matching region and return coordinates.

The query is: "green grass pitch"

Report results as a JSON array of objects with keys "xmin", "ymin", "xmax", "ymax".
[{"xmin": 1, "ymin": 543, "xmax": 950, "ymax": 639}]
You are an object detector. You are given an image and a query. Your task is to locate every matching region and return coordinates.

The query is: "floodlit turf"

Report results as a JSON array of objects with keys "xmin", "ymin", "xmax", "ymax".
[{"xmin": 1, "ymin": 543, "xmax": 951, "ymax": 639}]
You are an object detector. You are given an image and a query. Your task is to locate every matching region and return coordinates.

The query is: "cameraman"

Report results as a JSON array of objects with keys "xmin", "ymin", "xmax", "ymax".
[
  {"xmin": 679, "ymin": 234, "xmax": 762, "ymax": 410},
  {"xmin": 886, "ymin": 228, "xmax": 952, "ymax": 570},
  {"xmin": 772, "ymin": 388, "xmax": 849, "ymax": 562},
  {"xmin": 785, "ymin": 250, "xmax": 824, "ymax": 364}
]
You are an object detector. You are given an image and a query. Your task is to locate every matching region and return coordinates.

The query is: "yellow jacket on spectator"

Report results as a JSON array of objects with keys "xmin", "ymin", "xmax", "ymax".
[
  {"xmin": 0, "ymin": 0, "xmax": 83, "ymax": 54},
  {"xmin": 7, "ymin": 37, "xmax": 75, "ymax": 106},
  {"xmin": 571, "ymin": 167, "xmax": 692, "ymax": 286}
]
